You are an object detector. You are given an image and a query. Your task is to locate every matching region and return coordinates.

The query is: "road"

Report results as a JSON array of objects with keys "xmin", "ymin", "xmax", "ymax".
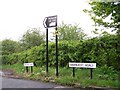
[
  {"xmin": 1, "ymin": 76, "xmax": 82, "ymax": 90},
  {"xmin": 0, "ymin": 71, "xmax": 115, "ymax": 90},
  {"xmin": 1, "ymin": 76, "xmax": 67, "ymax": 88},
  {"xmin": 0, "ymin": 70, "xmax": 82, "ymax": 89}
]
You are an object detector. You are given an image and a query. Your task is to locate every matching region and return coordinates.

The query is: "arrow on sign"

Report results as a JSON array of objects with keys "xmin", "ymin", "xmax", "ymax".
[{"xmin": 43, "ymin": 15, "xmax": 57, "ymax": 28}]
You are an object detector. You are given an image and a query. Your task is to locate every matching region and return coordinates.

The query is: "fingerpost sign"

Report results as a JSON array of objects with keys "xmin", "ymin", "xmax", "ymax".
[
  {"xmin": 43, "ymin": 15, "xmax": 57, "ymax": 28},
  {"xmin": 43, "ymin": 15, "xmax": 58, "ymax": 77}
]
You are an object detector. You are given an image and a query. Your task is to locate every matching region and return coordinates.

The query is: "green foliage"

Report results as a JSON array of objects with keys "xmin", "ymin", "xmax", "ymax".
[
  {"xmin": 20, "ymin": 28, "xmax": 45, "ymax": 50},
  {"xmin": 2, "ymin": 63, "xmax": 119, "ymax": 88},
  {"xmin": 2, "ymin": 39, "xmax": 22, "ymax": 55},
  {"xmin": 84, "ymin": 1, "xmax": 120, "ymax": 34},
  {"xmin": 2, "ymin": 34, "xmax": 119, "ymax": 71},
  {"xmin": 58, "ymin": 23, "xmax": 87, "ymax": 41}
]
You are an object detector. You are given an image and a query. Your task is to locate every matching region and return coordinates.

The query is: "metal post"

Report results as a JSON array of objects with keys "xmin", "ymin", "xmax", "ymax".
[
  {"xmin": 31, "ymin": 66, "xmax": 33, "ymax": 73},
  {"xmin": 73, "ymin": 67, "xmax": 75, "ymax": 77},
  {"xmin": 90, "ymin": 68, "xmax": 93, "ymax": 79},
  {"xmin": 26, "ymin": 67, "xmax": 28, "ymax": 73},
  {"xmin": 55, "ymin": 27, "xmax": 58, "ymax": 77},
  {"xmin": 26, "ymin": 54, "xmax": 28, "ymax": 73},
  {"xmin": 46, "ymin": 28, "xmax": 49, "ymax": 73}
]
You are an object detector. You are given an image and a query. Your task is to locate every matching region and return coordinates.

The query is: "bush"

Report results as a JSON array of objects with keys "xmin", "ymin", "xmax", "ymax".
[{"xmin": 2, "ymin": 34, "xmax": 119, "ymax": 71}]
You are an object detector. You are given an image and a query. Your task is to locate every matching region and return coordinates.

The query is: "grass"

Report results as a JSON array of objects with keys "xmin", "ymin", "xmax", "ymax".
[{"xmin": 2, "ymin": 63, "xmax": 119, "ymax": 89}]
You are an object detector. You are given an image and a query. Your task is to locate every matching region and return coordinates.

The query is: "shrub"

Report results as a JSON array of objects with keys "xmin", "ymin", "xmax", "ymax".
[{"xmin": 2, "ymin": 34, "xmax": 119, "ymax": 71}]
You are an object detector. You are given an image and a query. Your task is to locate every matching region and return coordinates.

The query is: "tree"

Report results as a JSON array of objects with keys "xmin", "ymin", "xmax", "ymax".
[
  {"xmin": 57, "ymin": 23, "xmax": 87, "ymax": 41},
  {"xmin": 84, "ymin": 1, "xmax": 120, "ymax": 34},
  {"xmin": 2, "ymin": 39, "xmax": 21, "ymax": 55},
  {"xmin": 20, "ymin": 28, "xmax": 45, "ymax": 50},
  {"xmin": 84, "ymin": 1, "xmax": 120, "ymax": 70}
]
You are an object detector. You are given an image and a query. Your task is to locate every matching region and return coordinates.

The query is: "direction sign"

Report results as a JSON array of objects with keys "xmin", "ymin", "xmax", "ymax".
[
  {"xmin": 69, "ymin": 62, "xmax": 96, "ymax": 68},
  {"xmin": 43, "ymin": 15, "xmax": 58, "ymax": 77},
  {"xmin": 43, "ymin": 15, "xmax": 57, "ymax": 28}
]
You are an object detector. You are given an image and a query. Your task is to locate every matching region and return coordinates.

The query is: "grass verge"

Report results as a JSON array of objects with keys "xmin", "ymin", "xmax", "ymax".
[{"xmin": 2, "ymin": 63, "xmax": 119, "ymax": 89}]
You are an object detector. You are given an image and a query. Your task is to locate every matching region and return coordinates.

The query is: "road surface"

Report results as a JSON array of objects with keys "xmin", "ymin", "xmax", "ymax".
[
  {"xmin": 0, "ymin": 70, "xmax": 81, "ymax": 89},
  {"xmin": 1, "ymin": 76, "xmax": 68, "ymax": 88},
  {"xmin": 1, "ymin": 76, "xmax": 83, "ymax": 90},
  {"xmin": 0, "ymin": 71, "xmax": 116, "ymax": 90}
]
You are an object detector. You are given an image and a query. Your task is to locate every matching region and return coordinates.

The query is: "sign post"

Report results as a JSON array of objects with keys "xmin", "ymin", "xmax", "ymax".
[
  {"xmin": 24, "ymin": 62, "xmax": 34, "ymax": 73},
  {"xmin": 90, "ymin": 68, "xmax": 93, "ymax": 79},
  {"xmin": 69, "ymin": 62, "xmax": 96, "ymax": 79},
  {"xmin": 43, "ymin": 15, "xmax": 58, "ymax": 76},
  {"xmin": 55, "ymin": 26, "xmax": 58, "ymax": 77},
  {"xmin": 25, "ymin": 54, "xmax": 28, "ymax": 73},
  {"xmin": 73, "ymin": 67, "xmax": 75, "ymax": 77},
  {"xmin": 46, "ymin": 28, "xmax": 49, "ymax": 73}
]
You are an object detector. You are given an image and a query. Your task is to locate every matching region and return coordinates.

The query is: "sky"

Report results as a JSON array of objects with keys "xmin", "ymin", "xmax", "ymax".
[{"xmin": 0, "ymin": 0, "xmax": 95, "ymax": 41}]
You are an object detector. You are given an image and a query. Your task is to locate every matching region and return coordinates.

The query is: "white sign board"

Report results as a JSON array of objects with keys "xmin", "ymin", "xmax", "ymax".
[
  {"xmin": 69, "ymin": 62, "xmax": 96, "ymax": 68},
  {"xmin": 43, "ymin": 15, "xmax": 57, "ymax": 28},
  {"xmin": 24, "ymin": 63, "xmax": 34, "ymax": 67}
]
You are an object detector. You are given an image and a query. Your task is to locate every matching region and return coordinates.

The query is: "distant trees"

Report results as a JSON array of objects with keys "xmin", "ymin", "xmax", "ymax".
[
  {"xmin": 19, "ymin": 28, "xmax": 45, "ymax": 50},
  {"xmin": 1, "ymin": 28, "xmax": 45, "ymax": 55},
  {"xmin": 2, "ymin": 39, "xmax": 21, "ymax": 55},
  {"xmin": 1, "ymin": 23, "xmax": 87, "ymax": 56},
  {"xmin": 58, "ymin": 23, "xmax": 87, "ymax": 41}
]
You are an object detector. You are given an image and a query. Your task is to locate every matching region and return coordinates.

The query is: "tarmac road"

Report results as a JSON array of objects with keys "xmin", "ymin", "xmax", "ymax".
[
  {"xmin": 0, "ymin": 74, "xmax": 116, "ymax": 90},
  {"xmin": 1, "ymin": 76, "xmax": 67, "ymax": 88},
  {"xmin": 1, "ymin": 76, "xmax": 83, "ymax": 90},
  {"xmin": 0, "ymin": 70, "xmax": 81, "ymax": 90}
]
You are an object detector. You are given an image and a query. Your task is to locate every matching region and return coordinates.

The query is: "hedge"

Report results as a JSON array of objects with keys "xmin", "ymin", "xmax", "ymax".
[{"xmin": 2, "ymin": 34, "xmax": 120, "ymax": 71}]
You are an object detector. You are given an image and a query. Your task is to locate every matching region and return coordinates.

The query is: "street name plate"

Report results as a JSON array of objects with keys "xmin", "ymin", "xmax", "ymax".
[
  {"xmin": 69, "ymin": 62, "xmax": 96, "ymax": 68},
  {"xmin": 24, "ymin": 63, "xmax": 34, "ymax": 67}
]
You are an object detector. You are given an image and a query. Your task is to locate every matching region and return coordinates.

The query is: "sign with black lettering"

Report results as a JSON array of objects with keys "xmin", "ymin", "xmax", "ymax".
[
  {"xmin": 24, "ymin": 63, "xmax": 34, "ymax": 67},
  {"xmin": 43, "ymin": 15, "xmax": 57, "ymax": 28},
  {"xmin": 69, "ymin": 62, "xmax": 96, "ymax": 68}
]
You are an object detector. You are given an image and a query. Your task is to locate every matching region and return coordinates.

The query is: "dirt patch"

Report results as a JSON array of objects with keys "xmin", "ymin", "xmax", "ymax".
[
  {"xmin": 2, "ymin": 69, "xmax": 22, "ymax": 79},
  {"xmin": 2, "ymin": 69, "xmax": 14, "ymax": 75}
]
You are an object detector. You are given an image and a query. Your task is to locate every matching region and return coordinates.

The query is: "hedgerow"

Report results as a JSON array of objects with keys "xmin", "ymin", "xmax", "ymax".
[{"xmin": 2, "ymin": 34, "xmax": 120, "ymax": 70}]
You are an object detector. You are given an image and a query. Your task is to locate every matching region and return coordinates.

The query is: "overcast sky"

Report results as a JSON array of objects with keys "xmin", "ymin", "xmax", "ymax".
[{"xmin": 0, "ymin": 0, "xmax": 95, "ymax": 41}]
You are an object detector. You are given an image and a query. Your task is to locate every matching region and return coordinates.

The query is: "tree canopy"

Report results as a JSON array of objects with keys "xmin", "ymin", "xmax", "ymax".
[
  {"xmin": 57, "ymin": 23, "xmax": 87, "ymax": 41},
  {"xmin": 2, "ymin": 39, "xmax": 21, "ymax": 55},
  {"xmin": 20, "ymin": 28, "xmax": 45, "ymax": 50},
  {"xmin": 84, "ymin": 1, "xmax": 120, "ymax": 34}
]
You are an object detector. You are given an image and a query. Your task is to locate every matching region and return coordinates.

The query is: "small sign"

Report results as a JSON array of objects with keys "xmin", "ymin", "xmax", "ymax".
[
  {"xmin": 24, "ymin": 63, "xmax": 34, "ymax": 67},
  {"xmin": 43, "ymin": 15, "xmax": 57, "ymax": 28},
  {"xmin": 69, "ymin": 62, "xmax": 96, "ymax": 68}
]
